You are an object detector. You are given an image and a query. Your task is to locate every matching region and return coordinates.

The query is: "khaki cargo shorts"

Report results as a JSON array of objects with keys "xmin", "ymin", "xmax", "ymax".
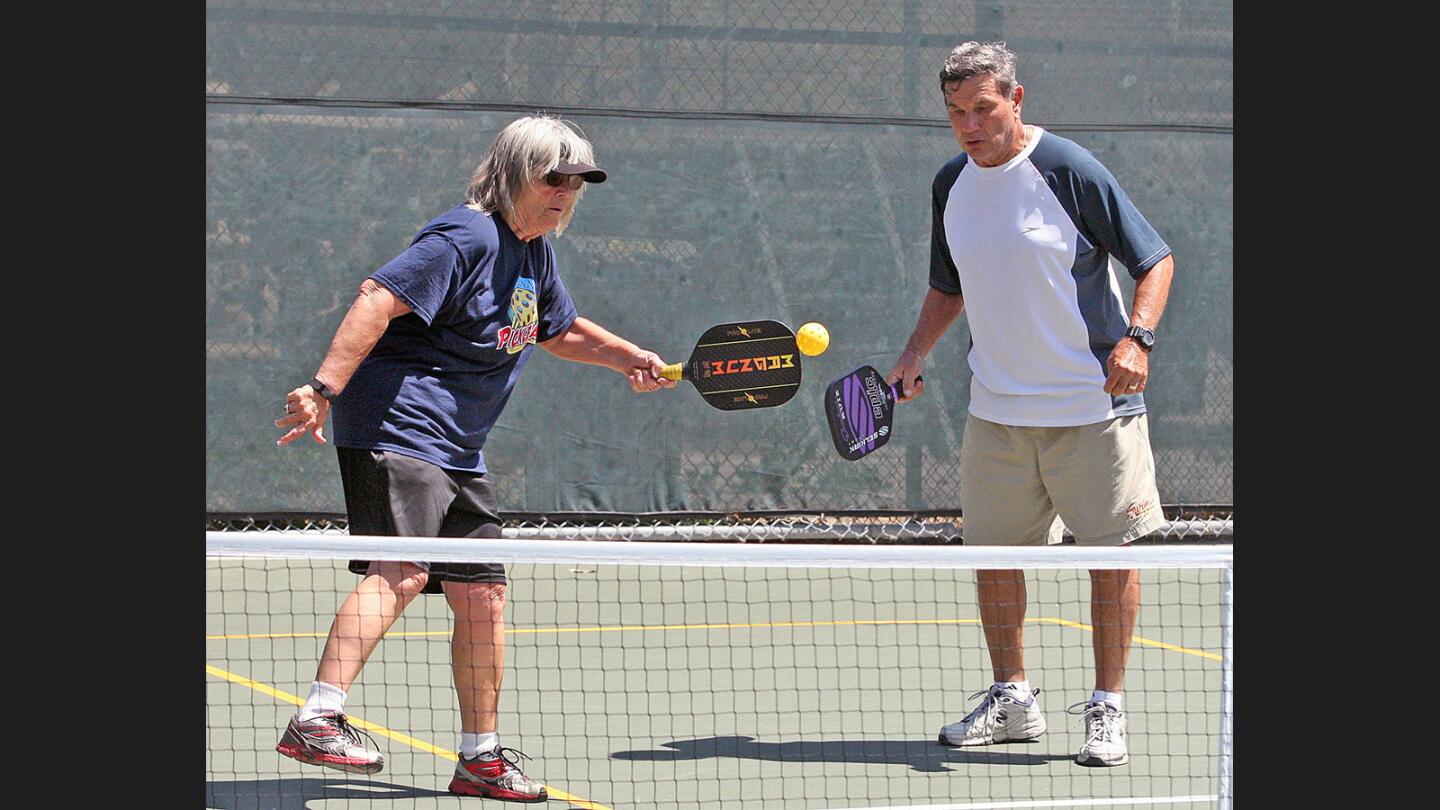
[{"xmin": 959, "ymin": 413, "xmax": 1165, "ymax": 546}]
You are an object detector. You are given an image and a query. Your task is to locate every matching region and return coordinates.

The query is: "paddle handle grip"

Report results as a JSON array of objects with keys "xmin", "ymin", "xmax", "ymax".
[
  {"xmin": 891, "ymin": 374, "xmax": 923, "ymax": 401},
  {"xmin": 659, "ymin": 363, "xmax": 684, "ymax": 381}
]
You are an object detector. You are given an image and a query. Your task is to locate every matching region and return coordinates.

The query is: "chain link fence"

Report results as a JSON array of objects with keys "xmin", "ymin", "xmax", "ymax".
[
  {"xmin": 207, "ymin": 1, "xmax": 1232, "ymax": 519},
  {"xmin": 205, "ymin": 1, "xmax": 1232, "ymax": 129}
]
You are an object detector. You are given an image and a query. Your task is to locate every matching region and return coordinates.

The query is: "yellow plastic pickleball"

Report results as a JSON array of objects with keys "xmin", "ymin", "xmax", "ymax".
[{"xmin": 797, "ymin": 322, "xmax": 830, "ymax": 356}]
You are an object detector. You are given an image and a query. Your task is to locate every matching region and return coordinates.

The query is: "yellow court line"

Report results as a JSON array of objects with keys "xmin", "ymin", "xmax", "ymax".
[
  {"xmin": 205, "ymin": 620, "xmax": 980, "ymax": 641},
  {"xmin": 205, "ymin": 665, "xmax": 450, "ymax": 756},
  {"xmin": 209, "ymin": 631, "xmax": 333, "ymax": 640},
  {"xmin": 206, "ymin": 664, "xmax": 304, "ymax": 706},
  {"xmin": 205, "ymin": 665, "xmax": 610, "ymax": 810},
  {"xmin": 1029, "ymin": 618, "xmax": 1222, "ymax": 661},
  {"xmin": 545, "ymin": 792, "xmax": 611, "ymax": 809},
  {"xmin": 209, "ymin": 617, "xmax": 1220, "ymax": 660},
  {"xmin": 205, "ymin": 619, "xmax": 967, "ymax": 640},
  {"xmin": 511, "ymin": 618, "xmax": 980, "ymax": 634}
]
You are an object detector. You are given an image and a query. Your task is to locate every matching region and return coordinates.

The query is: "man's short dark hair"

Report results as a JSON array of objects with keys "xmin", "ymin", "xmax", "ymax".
[{"xmin": 940, "ymin": 41, "xmax": 1019, "ymax": 98}]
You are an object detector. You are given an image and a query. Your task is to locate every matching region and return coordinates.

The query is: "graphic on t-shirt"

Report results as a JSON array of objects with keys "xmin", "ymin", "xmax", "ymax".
[{"xmin": 497, "ymin": 277, "xmax": 540, "ymax": 354}]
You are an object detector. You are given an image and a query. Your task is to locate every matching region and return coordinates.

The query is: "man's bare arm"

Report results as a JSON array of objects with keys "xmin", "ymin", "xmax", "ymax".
[{"xmin": 886, "ymin": 287, "xmax": 965, "ymax": 402}]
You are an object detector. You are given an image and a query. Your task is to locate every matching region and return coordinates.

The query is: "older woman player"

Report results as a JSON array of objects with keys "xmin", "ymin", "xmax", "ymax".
[{"xmin": 273, "ymin": 115, "xmax": 675, "ymax": 802}]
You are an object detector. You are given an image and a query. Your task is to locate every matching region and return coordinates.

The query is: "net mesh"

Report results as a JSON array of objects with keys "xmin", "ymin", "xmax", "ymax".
[{"xmin": 206, "ymin": 532, "xmax": 1232, "ymax": 808}]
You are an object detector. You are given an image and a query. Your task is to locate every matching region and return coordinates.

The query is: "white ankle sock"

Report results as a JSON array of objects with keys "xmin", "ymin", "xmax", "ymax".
[
  {"xmin": 998, "ymin": 680, "xmax": 1032, "ymax": 699},
  {"xmin": 1091, "ymin": 689, "xmax": 1122, "ymax": 710},
  {"xmin": 461, "ymin": 732, "xmax": 499, "ymax": 759},
  {"xmin": 297, "ymin": 681, "xmax": 347, "ymax": 721}
]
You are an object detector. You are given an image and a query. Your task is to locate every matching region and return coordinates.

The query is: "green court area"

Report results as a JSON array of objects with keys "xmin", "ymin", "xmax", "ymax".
[{"xmin": 206, "ymin": 561, "xmax": 1224, "ymax": 809}]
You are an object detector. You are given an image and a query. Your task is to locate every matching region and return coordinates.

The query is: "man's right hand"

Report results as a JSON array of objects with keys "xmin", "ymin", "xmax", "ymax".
[{"xmin": 885, "ymin": 351, "xmax": 926, "ymax": 403}]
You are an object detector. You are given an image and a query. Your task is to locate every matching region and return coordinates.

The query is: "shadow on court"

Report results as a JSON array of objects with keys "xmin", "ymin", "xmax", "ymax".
[
  {"xmin": 205, "ymin": 778, "xmax": 449, "ymax": 809},
  {"xmin": 611, "ymin": 735, "xmax": 1072, "ymax": 773}
]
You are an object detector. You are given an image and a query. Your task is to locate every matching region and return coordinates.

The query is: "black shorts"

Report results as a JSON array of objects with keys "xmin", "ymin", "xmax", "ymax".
[{"xmin": 337, "ymin": 447, "xmax": 507, "ymax": 592}]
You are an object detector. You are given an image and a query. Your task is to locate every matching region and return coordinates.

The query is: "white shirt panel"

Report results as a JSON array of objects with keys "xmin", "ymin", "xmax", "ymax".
[{"xmin": 942, "ymin": 130, "xmax": 1128, "ymax": 426}]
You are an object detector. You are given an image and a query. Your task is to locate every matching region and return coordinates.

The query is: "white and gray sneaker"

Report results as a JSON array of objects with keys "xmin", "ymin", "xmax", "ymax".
[
  {"xmin": 276, "ymin": 711, "xmax": 384, "ymax": 774},
  {"xmin": 938, "ymin": 685, "xmax": 1047, "ymax": 746},
  {"xmin": 1069, "ymin": 701, "xmax": 1129, "ymax": 767}
]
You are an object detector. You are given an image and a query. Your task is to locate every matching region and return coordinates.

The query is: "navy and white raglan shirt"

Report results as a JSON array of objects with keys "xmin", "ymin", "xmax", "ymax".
[
  {"xmin": 331, "ymin": 203, "xmax": 579, "ymax": 473},
  {"xmin": 929, "ymin": 128, "xmax": 1171, "ymax": 427}
]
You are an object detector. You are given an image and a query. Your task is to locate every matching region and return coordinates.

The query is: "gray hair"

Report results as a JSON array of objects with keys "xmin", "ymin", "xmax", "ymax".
[
  {"xmin": 939, "ymin": 41, "xmax": 1019, "ymax": 98},
  {"xmin": 466, "ymin": 115, "xmax": 597, "ymax": 236}
]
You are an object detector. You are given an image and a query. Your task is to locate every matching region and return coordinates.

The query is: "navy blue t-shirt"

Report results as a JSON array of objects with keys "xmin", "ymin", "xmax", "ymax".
[{"xmin": 331, "ymin": 204, "xmax": 579, "ymax": 473}]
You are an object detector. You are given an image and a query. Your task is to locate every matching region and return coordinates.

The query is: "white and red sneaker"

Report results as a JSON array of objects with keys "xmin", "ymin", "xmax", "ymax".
[
  {"xmin": 448, "ymin": 747, "xmax": 548, "ymax": 803},
  {"xmin": 276, "ymin": 711, "xmax": 384, "ymax": 774}
]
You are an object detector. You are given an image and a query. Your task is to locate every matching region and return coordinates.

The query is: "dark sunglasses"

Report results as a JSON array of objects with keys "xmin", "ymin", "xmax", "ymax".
[{"xmin": 543, "ymin": 171, "xmax": 584, "ymax": 190}]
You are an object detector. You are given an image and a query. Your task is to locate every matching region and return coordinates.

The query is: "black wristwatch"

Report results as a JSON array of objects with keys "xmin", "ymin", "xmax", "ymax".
[
  {"xmin": 307, "ymin": 376, "xmax": 339, "ymax": 402},
  {"xmin": 1124, "ymin": 325, "xmax": 1155, "ymax": 351}
]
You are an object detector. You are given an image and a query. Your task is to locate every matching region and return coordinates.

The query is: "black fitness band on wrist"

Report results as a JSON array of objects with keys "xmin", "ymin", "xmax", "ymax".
[{"xmin": 307, "ymin": 376, "xmax": 338, "ymax": 402}]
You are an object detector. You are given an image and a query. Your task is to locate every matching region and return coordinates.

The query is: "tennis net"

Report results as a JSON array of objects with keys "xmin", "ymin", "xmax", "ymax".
[{"xmin": 206, "ymin": 530, "xmax": 1233, "ymax": 809}]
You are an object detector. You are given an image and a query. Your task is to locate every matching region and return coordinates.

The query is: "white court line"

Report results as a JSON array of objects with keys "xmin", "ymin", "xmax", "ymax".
[{"xmin": 828, "ymin": 796, "xmax": 1218, "ymax": 810}]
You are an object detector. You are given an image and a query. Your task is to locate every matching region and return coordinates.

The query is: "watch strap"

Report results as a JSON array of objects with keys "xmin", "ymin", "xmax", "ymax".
[
  {"xmin": 307, "ymin": 376, "xmax": 338, "ymax": 402},
  {"xmin": 1124, "ymin": 325, "xmax": 1154, "ymax": 349}
]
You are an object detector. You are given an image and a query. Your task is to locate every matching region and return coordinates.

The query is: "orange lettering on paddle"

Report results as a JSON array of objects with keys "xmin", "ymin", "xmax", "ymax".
[{"xmin": 706, "ymin": 354, "xmax": 798, "ymax": 375}]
